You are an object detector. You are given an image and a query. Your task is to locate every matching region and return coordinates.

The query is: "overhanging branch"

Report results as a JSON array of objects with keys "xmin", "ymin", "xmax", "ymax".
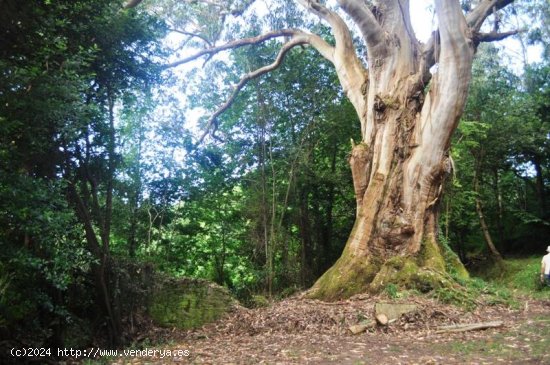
[
  {"xmin": 296, "ymin": 0, "xmax": 366, "ymax": 113},
  {"xmin": 164, "ymin": 29, "xmax": 299, "ymax": 68},
  {"xmin": 169, "ymin": 29, "xmax": 213, "ymax": 48},
  {"xmin": 296, "ymin": 0, "xmax": 355, "ymax": 53},
  {"xmin": 466, "ymin": 0, "xmax": 515, "ymax": 32},
  {"xmin": 197, "ymin": 35, "xmax": 315, "ymax": 144},
  {"xmin": 126, "ymin": 0, "xmax": 257, "ymax": 23},
  {"xmin": 123, "ymin": 0, "xmax": 143, "ymax": 9}
]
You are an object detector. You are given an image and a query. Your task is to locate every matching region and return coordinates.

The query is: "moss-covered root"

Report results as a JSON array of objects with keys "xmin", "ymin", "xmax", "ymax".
[
  {"xmin": 370, "ymin": 237, "xmax": 469, "ymax": 294},
  {"xmin": 306, "ymin": 253, "xmax": 381, "ymax": 301},
  {"xmin": 370, "ymin": 256, "xmax": 449, "ymax": 293},
  {"xmin": 308, "ymin": 237, "xmax": 471, "ymax": 303}
]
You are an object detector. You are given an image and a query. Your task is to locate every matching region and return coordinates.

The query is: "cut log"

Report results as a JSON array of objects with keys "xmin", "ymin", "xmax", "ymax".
[
  {"xmin": 374, "ymin": 303, "xmax": 418, "ymax": 322},
  {"xmin": 349, "ymin": 320, "xmax": 376, "ymax": 334},
  {"xmin": 375, "ymin": 313, "xmax": 389, "ymax": 326},
  {"xmin": 435, "ymin": 321, "xmax": 504, "ymax": 334}
]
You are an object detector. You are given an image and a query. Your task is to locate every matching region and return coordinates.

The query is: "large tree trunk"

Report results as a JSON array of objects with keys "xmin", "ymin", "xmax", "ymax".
[{"xmin": 306, "ymin": 0, "xmax": 490, "ymax": 300}]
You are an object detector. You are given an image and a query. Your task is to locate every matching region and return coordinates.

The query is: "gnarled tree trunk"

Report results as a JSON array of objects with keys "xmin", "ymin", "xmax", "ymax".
[{"xmin": 301, "ymin": 0, "xmax": 515, "ymax": 300}]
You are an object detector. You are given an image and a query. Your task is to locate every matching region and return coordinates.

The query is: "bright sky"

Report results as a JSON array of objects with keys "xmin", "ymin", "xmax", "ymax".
[{"xmin": 410, "ymin": 0, "xmax": 436, "ymax": 41}]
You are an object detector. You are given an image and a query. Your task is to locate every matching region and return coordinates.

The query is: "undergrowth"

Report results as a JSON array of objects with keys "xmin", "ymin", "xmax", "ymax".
[
  {"xmin": 472, "ymin": 257, "xmax": 550, "ymax": 299},
  {"xmin": 381, "ymin": 256, "xmax": 550, "ymax": 309}
]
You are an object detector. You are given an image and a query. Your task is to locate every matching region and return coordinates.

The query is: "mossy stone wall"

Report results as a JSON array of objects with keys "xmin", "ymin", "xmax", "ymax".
[{"xmin": 148, "ymin": 278, "xmax": 237, "ymax": 329}]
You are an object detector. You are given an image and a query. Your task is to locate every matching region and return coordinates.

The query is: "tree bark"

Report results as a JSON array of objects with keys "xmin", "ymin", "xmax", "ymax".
[
  {"xmin": 67, "ymin": 182, "xmax": 122, "ymax": 345},
  {"xmin": 299, "ymin": 188, "xmax": 313, "ymax": 287}
]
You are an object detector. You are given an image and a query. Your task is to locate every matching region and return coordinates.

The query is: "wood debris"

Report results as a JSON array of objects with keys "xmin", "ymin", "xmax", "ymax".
[
  {"xmin": 349, "ymin": 320, "xmax": 376, "ymax": 334},
  {"xmin": 435, "ymin": 320, "xmax": 504, "ymax": 334}
]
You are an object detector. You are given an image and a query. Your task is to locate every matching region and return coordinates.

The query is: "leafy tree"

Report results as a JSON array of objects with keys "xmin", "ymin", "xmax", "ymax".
[
  {"xmin": 444, "ymin": 44, "xmax": 550, "ymax": 261},
  {"xmin": 0, "ymin": 0, "xmax": 166, "ymax": 348}
]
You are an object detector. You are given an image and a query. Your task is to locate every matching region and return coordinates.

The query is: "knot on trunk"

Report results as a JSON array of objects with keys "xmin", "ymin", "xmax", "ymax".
[
  {"xmin": 374, "ymin": 94, "xmax": 386, "ymax": 114},
  {"xmin": 374, "ymin": 94, "xmax": 400, "ymax": 121},
  {"xmin": 407, "ymin": 89, "xmax": 425, "ymax": 112},
  {"xmin": 378, "ymin": 213, "xmax": 415, "ymax": 249},
  {"xmin": 427, "ymin": 155, "xmax": 453, "ymax": 185}
]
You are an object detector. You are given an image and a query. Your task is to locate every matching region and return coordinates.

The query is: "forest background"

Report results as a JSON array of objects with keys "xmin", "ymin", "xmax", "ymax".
[{"xmin": 0, "ymin": 0, "xmax": 549, "ymax": 354}]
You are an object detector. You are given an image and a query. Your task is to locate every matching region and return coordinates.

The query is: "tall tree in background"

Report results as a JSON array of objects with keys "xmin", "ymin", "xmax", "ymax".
[
  {"xmin": 143, "ymin": 0, "xmax": 521, "ymax": 299},
  {"xmin": 0, "ymin": 0, "xmax": 166, "ymax": 347}
]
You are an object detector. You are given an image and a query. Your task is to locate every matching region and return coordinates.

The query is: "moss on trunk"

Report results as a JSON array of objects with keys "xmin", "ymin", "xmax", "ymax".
[
  {"xmin": 307, "ymin": 246, "xmax": 381, "ymax": 301},
  {"xmin": 308, "ymin": 235, "xmax": 469, "ymax": 301}
]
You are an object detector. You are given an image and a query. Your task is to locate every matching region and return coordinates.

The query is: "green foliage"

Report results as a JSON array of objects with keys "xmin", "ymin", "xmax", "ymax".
[
  {"xmin": 443, "ymin": 43, "xmax": 550, "ymax": 260},
  {"xmin": 132, "ymin": 5, "xmax": 359, "ymax": 301},
  {"xmin": 0, "ymin": 0, "xmax": 548, "ymax": 356},
  {"xmin": 0, "ymin": 0, "xmax": 167, "ymax": 351},
  {"xmin": 473, "ymin": 257, "xmax": 550, "ymax": 298},
  {"xmin": 384, "ymin": 284, "xmax": 401, "ymax": 299}
]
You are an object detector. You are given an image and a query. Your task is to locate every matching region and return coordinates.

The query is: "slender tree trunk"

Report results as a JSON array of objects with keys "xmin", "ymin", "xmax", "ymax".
[
  {"xmin": 268, "ymin": 129, "xmax": 276, "ymax": 297},
  {"xmin": 493, "ymin": 168, "xmax": 505, "ymax": 246},
  {"xmin": 315, "ymin": 145, "xmax": 338, "ymax": 276},
  {"xmin": 127, "ymin": 118, "xmax": 144, "ymax": 257},
  {"xmin": 533, "ymin": 155, "xmax": 547, "ymax": 218},
  {"xmin": 474, "ymin": 163, "xmax": 503, "ymax": 261},
  {"xmin": 127, "ymin": 210, "xmax": 138, "ymax": 257},
  {"xmin": 104, "ymin": 89, "xmax": 115, "ymax": 252},
  {"xmin": 299, "ymin": 188, "xmax": 313, "ymax": 287},
  {"xmin": 63, "ymin": 87, "xmax": 122, "ymax": 345},
  {"xmin": 445, "ymin": 195, "xmax": 451, "ymax": 242},
  {"xmin": 67, "ymin": 182, "xmax": 121, "ymax": 345}
]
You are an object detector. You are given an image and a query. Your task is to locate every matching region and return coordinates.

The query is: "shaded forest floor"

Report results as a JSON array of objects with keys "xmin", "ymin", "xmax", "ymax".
[{"xmin": 101, "ymin": 292, "xmax": 550, "ymax": 365}]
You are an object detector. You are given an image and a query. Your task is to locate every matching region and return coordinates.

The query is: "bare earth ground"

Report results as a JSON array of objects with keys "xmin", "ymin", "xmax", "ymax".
[{"xmin": 109, "ymin": 294, "xmax": 550, "ymax": 365}]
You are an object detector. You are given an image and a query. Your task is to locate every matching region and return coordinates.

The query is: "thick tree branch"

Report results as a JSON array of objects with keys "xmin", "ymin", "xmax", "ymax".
[
  {"xmin": 296, "ymin": 0, "xmax": 367, "ymax": 119},
  {"xmin": 466, "ymin": 0, "xmax": 515, "ymax": 32},
  {"xmin": 475, "ymin": 29, "xmax": 519, "ymax": 43},
  {"xmin": 418, "ymin": 0, "xmax": 474, "ymax": 147},
  {"xmin": 417, "ymin": 34, "xmax": 437, "ymax": 86},
  {"xmin": 336, "ymin": 0, "xmax": 385, "ymax": 53},
  {"xmin": 419, "ymin": 0, "xmax": 515, "ymax": 86},
  {"xmin": 197, "ymin": 35, "xmax": 316, "ymax": 143},
  {"xmin": 296, "ymin": 0, "xmax": 355, "ymax": 54},
  {"xmin": 435, "ymin": 0, "xmax": 470, "ymax": 63}
]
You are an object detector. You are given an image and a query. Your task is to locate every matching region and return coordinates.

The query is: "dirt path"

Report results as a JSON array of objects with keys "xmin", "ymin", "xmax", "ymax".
[{"xmin": 110, "ymin": 295, "xmax": 550, "ymax": 365}]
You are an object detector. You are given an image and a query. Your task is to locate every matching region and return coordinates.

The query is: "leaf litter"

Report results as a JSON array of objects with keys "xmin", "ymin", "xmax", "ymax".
[{"xmin": 106, "ymin": 295, "xmax": 550, "ymax": 365}]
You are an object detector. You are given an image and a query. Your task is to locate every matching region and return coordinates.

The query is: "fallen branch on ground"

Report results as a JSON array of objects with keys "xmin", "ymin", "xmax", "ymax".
[{"xmin": 435, "ymin": 321, "xmax": 504, "ymax": 334}]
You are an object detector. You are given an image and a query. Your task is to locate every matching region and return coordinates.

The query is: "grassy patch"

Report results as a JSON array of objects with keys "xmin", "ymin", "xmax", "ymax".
[{"xmin": 471, "ymin": 257, "xmax": 550, "ymax": 299}]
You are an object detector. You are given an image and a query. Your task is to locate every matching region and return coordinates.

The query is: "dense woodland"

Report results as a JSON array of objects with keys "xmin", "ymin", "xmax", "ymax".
[{"xmin": 0, "ymin": 0, "xmax": 549, "ymax": 358}]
